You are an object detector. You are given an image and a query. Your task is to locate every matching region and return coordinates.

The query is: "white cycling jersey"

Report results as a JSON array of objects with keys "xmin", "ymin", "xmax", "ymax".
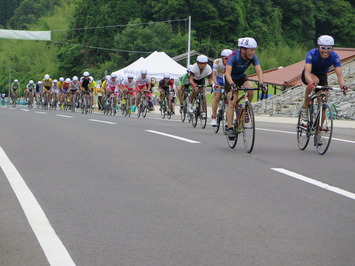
[
  {"xmin": 190, "ymin": 63, "xmax": 212, "ymax": 80},
  {"xmin": 122, "ymin": 78, "xmax": 136, "ymax": 89},
  {"xmin": 212, "ymin": 58, "xmax": 226, "ymax": 78},
  {"xmin": 136, "ymin": 75, "xmax": 151, "ymax": 86}
]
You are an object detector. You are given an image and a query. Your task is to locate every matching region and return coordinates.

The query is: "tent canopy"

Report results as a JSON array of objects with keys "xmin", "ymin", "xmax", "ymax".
[{"xmin": 113, "ymin": 51, "xmax": 186, "ymax": 80}]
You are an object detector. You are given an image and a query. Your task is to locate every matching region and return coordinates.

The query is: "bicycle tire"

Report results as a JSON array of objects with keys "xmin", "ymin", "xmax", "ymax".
[
  {"xmin": 180, "ymin": 103, "xmax": 186, "ymax": 122},
  {"xmin": 199, "ymin": 94, "xmax": 207, "ymax": 129},
  {"xmin": 226, "ymin": 108, "xmax": 238, "ymax": 149},
  {"xmin": 214, "ymin": 104, "xmax": 222, "ymax": 134},
  {"xmin": 315, "ymin": 104, "xmax": 333, "ymax": 155},
  {"xmin": 143, "ymin": 106, "xmax": 148, "ymax": 118},
  {"xmin": 296, "ymin": 109, "xmax": 310, "ymax": 150},
  {"xmin": 242, "ymin": 102, "xmax": 255, "ymax": 153}
]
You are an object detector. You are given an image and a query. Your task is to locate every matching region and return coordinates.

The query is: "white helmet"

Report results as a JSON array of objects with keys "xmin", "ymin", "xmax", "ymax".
[
  {"xmin": 65, "ymin": 78, "xmax": 71, "ymax": 83},
  {"xmin": 38, "ymin": 81, "xmax": 42, "ymax": 84},
  {"xmin": 196, "ymin": 54, "xmax": 208, "ymax": 63},
  {"xmin": 83, "ymin": 71, "xmax": 90, "ymax": 77},
  {"xmin": 29, "ymin": 80, "xmax": 34, "ymax": 84},
  {"xmin": 140, "ymin": 69, "xmax": 147, "ymax": 74},
  {"xmin": 53, "ymin": 79, "xmax": 58, "ymax": 83},
  {"xmin": 110, "ymin": 73, "xmax": 117, "ymax": 78},
  {"xmin": 238, "ymin": 37, "xmax": 257, "ymax": 48},
  {"xmin": 59, "ymin": 77, "xmax": 64, "ymax": 82},
  {"xmin": 44, "ymin": 74, "xmax": 50, "ymax": 80},
  {"xmin": 127, "ymin": 73, "xmax": 134, "ymax": 79},
  {"xmin": 106, "ymin": 75, "xmax": 110, "ymax": 80},
  {"xmin": 72, "ymin": 76, "xmax": 78, "ymax": 81},
  {"xmin": 163, "ymin": 73, "xmax": 170, "ymax": 79},
  {"xmin": 14, "ymin": 79, "xmax": 19, "ymax": 83},
  {"xmin": 317, "ymin": 35, "xmax": 334, "ymax": 46},
  {"xmin": 221, "ymin": 49, "xmax": 233, "ymax": 57}
]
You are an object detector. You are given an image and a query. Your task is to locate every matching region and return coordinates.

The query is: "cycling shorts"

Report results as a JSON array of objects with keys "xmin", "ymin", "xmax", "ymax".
[
  {"xmin": 122, "ymin": 86, "xmax": 135, "ymax": 96},
  {"xmin": 301, "ymin": 69, "xmax": 327, "ymax": 86},
  {"xmin": 43, "ymin": 86, "xmax": 51, "ymax": 92},
  {"xmin": 225, "ymin": 75, "xmax": 249, "ymax": 93}
]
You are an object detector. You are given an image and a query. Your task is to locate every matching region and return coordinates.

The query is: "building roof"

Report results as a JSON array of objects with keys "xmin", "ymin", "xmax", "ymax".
[{"xmin": 248, "ymin": 48, "xmax": 355, "ymax": 87}]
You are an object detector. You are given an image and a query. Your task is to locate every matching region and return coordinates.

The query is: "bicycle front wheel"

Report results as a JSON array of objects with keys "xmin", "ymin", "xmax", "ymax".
[
  {"xmin": 296, "ymin": 109, "xmax": 310, "ymax": 150},
  {"xmin": 180, "ymin": 102, "xmax": 186, "ymax": 122},
  {"xmin": 242, "ymin": 103, "xmax": 255, "ymax": 153},
  {"xmin": 316, "ymin": 104, "xmax": 333, "ymax": 155},
  {"xmin": 214, "ymin": 104, "xmax": 222, "ymax": 133},
  {"xmin": 199, "ymin": 94, "xmax": 207, "ymax": 129}
]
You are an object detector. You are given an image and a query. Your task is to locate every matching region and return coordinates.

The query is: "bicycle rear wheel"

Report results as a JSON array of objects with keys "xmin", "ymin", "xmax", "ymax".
[
  {"xmin": 226, "ymin": 109, "xmax": 238, "ymax": 148},
  {"xmin": 296, "ymin": 109, "xmax": 310, "ymax": 150},
  {"xmin": 315, "ymin": 104, "xmax": 333, "ymax": 155},
  {"xmin": 199, "ymin": 94, "xmax": 207, "ymax": 129},
  {"xmin": 214, "ymin": 104, "xmax": 222, "ymax": 133},
  {"xmin": 242, "ymin": 102, "xmax": 255, "ymax": 153}
]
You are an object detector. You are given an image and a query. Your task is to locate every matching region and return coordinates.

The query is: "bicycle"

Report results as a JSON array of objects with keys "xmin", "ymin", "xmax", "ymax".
[
  {"xmin": 226, "ymin": 87, "xmax": 256, "ymax": 153},
  {"xmin": 81, "ymin": 91, "xmax": 92, "ymax": 115},
  {"xmin": 137, "ymin": 91, "xmax": 149, "ymax": 118},
  {"xmin": 120, "ymin": 90, "xmax": 133, "ymax": 117},
  {"xmin": 11, "ymin": 91, "xmax": 18, "ymax": 108},
  {"xmin": 103, "ymin": 92, "xmax": 116, "ymax": 116},
  {"xmin": 296, "ymin": 85, "xmax": 343, "ymax": 155},
  {"xmin": 27, "ymin": 92, "xmax": 34, "ymax": 109},
  {"xmin": 191, "ymin": 85, "xmax": 211, "ymax": 129},
  {"xmin": 213, "ymin": 86, "xmax": 228, "ymax": 134},
  {"xmin": 180, "ymin": 86, "xmax": 192, "ymax": 123},
  {"xmin": 160, "ymin": 89, "xmax": 172, "ymax": 120}
]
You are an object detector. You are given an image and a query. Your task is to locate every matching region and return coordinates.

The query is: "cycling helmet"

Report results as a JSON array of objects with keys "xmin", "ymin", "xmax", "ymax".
[
  {"xmin": 127, "ymin": 74, "xmax": 134, "ymax": 79},
  {"xmin": 83, "ymin": 71, "xmax": 90, "ymax": 77},
  {"xmin": 53, "ymin": 79, "xmax": 58, "ymax": 83},
  {"xmin": 38, "ymin": 81, "xmax": 42, "ymax": 84},
  {"xmin": 221, "ymin": 49, "xmax": 233, "ymax": 57},
  {"xmin": 163, "ymin": 73, "xmax": 170, "ymax": 79},
  {"xmin": 72, "ymin": 76, "xmax": 78, "ymax": 81},
  {"xmin": 106, "ymin": 75, "xmax": 110, "ymax": 80},
  {"xmin": 140, "ymin": 69, "xmax": 147, "ymax": 74},
  {"xmin": 29, "ymin": 80, "xmax": 34, "ymax": 84},
  {"xmin": 14, "ymin": 79, "xmax": 19, "ymax": 83},
  {"xmin": 59, "ymin": 77, "xmax": 64, "ymax": 82},
  {"xmin": 196, "ymin": 54, "xmax": 208, "ymax": 63},
  {"xmin": 317, "ymin": 35, "xmax": 334, "ymax": 46},
  {"xmin": 44, "ymin": 74, "xmax": 50, "ymax": 80},
  {"xmin": 65, "ymin": 78, "xmax": 71, "ymax": 83},
  {"xmin": 238, "ymin": 37, "xmax": 257, "ymax": 48},
  {"xmin": 110, "ymin": 73, "xmax": 117, "ymax": 78}
]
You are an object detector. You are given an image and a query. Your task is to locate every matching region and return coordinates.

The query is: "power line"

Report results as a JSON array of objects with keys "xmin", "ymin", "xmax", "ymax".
[
  {"xmin": 51, "ymin": 18, "xmax": 188, "ymax": 32},
  {"xmin": 52, "ymin": 41, "xmax": 153, "ymax": 53}
]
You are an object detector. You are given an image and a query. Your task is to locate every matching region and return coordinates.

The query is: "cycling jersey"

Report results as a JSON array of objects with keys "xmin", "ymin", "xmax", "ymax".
[
  {"xmin": 61, "ymin": 82, "xmax": 70, "ymax": 92},
  {"xmin": 227, "ymin": 49, "xmax": 260, "ymax": 80},
  {"xmin": 80, "ymin": 77, "xmax": 93, "ymax": 90},
  {"xmin": 136, "ymin": 75, "xmax": 151, "ymax": 86},
  {"xmin": 178, "ymin": 73, "xmax": 190, "ymax": 86},
  {"xmin": 190, "ymin": 63, "xmax": 212, "ymax": 80},
  {"xmin": 159, "ymin": 79, "xmax": 173, "ymax": 91},
  {"xmin": 70, "ymin": 82, "xmax": 80, "ymax": 91},
  {"xmin": 11, "ymin": 83, "xmax": 20, "ymax": 90},
  {"xmin": 121, "ymin": 78, "xmax": 135, "ymax": 89},
  {"xmin": 106, "ymin": 77, "xmax": 121, "ymax": 92},
  {"xmin": 26, "ymin": 84, "xmax": 36, "ymax": 92},
  {"xmin": 213, "ymin": 58, "xmax": 226, "ymax": 79},
  {"xmin": 42, "ymin": 78, "xmax": 52, "ymax": 90},
  {"xmin": 305, "ymin": 49, "xmax": 341, "ymax": 75}
]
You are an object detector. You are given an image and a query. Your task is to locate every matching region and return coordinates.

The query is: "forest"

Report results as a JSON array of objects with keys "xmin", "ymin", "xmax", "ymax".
[{"xmin": 0, "ymin": 0, "xmax": 354, "ymax": 93}]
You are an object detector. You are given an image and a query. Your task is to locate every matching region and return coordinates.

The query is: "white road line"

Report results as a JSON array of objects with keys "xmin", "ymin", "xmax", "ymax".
[
  {"xmin": 257, "ymin": 127, "xmax": 355, "ymax": 144},
  {"xmin": 56, "ymin": 114, "xmax": 73, "ymax": 118},
  {"xmin": 88, "ymin": 119, "xmax": 117, "ymax": 125},
  {"xmin": 0, "ymin": 147, "xmax": 76, "ymax": 266},
  {"xmin": 271, "ymin": 168, "xmax": 355, "ymax": 200},
  {"xmin": 145, "ymin": 130, "xmax": 201, "ymax": 144},
  {"xmin": 35, "ymin": 111, "xmax": 47, "ymax": 115},
  {"xmin": 21, "ymin": 109, "xmax": 29, "ymax": 112}
]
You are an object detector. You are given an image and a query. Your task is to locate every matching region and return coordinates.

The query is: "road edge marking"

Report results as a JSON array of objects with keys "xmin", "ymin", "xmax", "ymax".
[
  {"xmin": 271, "ymin": 168, "xmax": 355, "ymax": 200},
  {"xmin": 0, "ymin": 146, "xmax": 76, "ymax": 266}
]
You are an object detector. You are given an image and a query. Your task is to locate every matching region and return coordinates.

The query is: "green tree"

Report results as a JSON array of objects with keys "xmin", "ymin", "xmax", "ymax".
[{"xmin": 0, "ymin": 0, "xmax": 22, "ymax": 27}]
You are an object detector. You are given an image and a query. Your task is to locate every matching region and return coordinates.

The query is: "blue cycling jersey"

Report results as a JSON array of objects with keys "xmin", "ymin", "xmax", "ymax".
[
  {"xmin": 227, "ymin": 49, "xmax": 260, "ymax": 80},
  {"xmin": 305, "ymin": 49, "xmax": 341, "ymax": 75}
]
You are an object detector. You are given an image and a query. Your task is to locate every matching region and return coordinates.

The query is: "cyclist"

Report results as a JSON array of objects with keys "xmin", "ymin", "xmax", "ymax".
[
  {"xmin": 59, "ymin": 78, "xmax": 71, "ymax": 108},
  {"xmin": 225, "ymin": 37, "xmax": 264, "ymax": 139},
  {"xmin": 105, "ymin": 73, "xmax": 120, "ymax": 110},
  {"xmin": 301, "ymin": 35, "xmax": 346, "ymax": 119},
  {"xmin": 189, "ymin": 55, "xmax": 213, "ymax": 116},
  {"xmin": 11, "ymin": 79, "xmax": 21, "ymax": 105},
  {"xmin": 211, "ymin": 49, "xmax": 233, "ymax": 126},
  {"xmin": 51, "ymin": 79, "xmax": 60, "ymax": 106},
  {"xmin": 25, "ymin": 80, "xmax": 36, "ymax": 105},
  {"xmin": 177, "ymin": 65, "xmax": 192, "ymax": 110},
  {"xmin": 80, "ymin": 71, "xmax": 93, "ymax": 109},
  {"xmin": 135, "ymin": 69, "xmax": 152, "ymax": 109},
  {"xmin": 158, "ymin": 73, "xmax": 174, "ymax": 112},
  {"xmin": 42, "ymin": 74, "xmax": 52, "ymax": 104},
  {"xmin": 120, "ymin": 73, "xmax": 136, "ymax": 109},
  {"xmin": 69, "ymin": 76, "xmax": 80, "ymax": 107}
]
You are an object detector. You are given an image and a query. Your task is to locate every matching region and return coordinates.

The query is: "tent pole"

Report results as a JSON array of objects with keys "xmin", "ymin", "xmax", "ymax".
[{"xmin": 187, "ymin": 16, "xmax": 191, "ymax": 68}]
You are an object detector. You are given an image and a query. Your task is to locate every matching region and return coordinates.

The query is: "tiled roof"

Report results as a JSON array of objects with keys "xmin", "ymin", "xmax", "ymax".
[{"xmin": 248, "ymin": 48, "xmax": 355, "ymax": 87}]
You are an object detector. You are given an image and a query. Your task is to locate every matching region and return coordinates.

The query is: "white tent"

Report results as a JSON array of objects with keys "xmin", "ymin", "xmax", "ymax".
[{"xmin": 113, "ymin": 51, "xmax": 186, "ymax": 80}]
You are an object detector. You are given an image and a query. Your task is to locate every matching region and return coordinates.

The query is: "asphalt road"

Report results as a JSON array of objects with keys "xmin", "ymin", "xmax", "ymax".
[{"xmin": 1, "ymin": 106, "xmax": 354, "ymax": 266}]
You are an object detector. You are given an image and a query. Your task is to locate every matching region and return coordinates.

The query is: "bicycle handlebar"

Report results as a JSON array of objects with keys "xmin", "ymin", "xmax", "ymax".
[{"xmin": 230, "ymin": 87, "xmax": 258, "ymax": 101}]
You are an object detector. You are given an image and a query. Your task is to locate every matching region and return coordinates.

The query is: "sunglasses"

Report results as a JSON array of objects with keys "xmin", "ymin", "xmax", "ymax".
[
  {"xmin": 223, "ymin": 57, "xmax": 228, "ymax": 60},
  {"xmin": 319, "ymin": 46, "xmax": 332, "ymax": 50}
]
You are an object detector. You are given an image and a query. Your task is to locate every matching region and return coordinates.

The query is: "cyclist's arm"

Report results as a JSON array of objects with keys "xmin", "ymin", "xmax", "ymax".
[
  {"xmin": 334, "ymin": 66, "xmax": 344, "ymax": 87},
  {"xmin": 254, "ymin": 64, "xmax": 264, "ymax": 85},
  {"xmin": 212, "ymin": 70, "xmax": 218, "ymax": 85},
  {"xmin": 225, "ymin": 65, "xmax": 233, "ymax": 86}
]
